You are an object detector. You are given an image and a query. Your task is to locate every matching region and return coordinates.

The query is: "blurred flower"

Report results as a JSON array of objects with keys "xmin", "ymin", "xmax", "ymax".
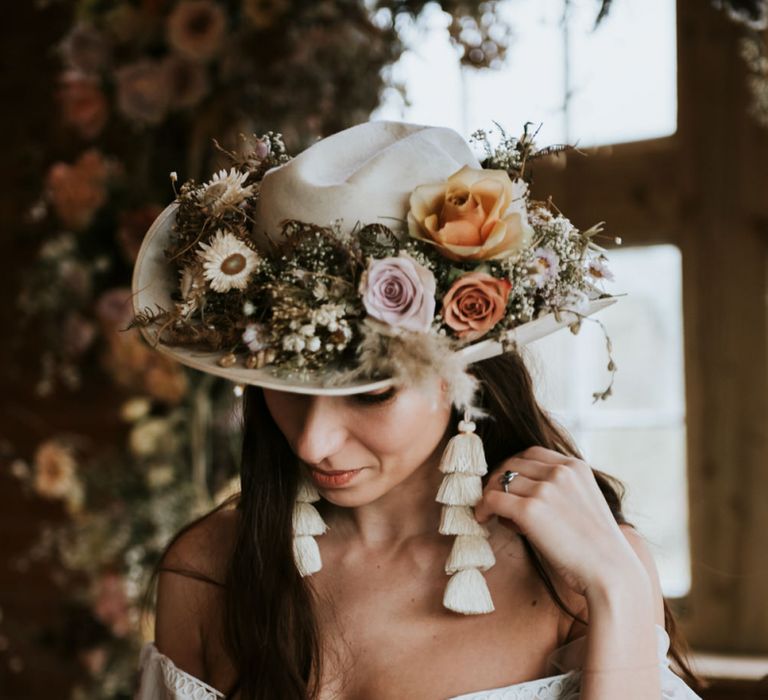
[
  {"xmin": 587, "ymin": 257, "xmax": 614, "ymax": 281},
  {"xmin": 78, "ymin": 646, "xmax": 108, "ymax": 676},
  {"xmin": 58, "ymin": 259, "xmax": 93, "ymax": 300},
  {"xmin": 197, "ymin": 230, "xmax": 259, "ymax": 292},
  {"xmin": 58, "ymin": 71, "xmax": 109, "ymax": 140},
  {"xmin": 242, "ymin": 0, "xmax": 290, "ymax": 29},
  {"xmin": 102, "ymin": 5, "xmax": 144, "ymax": 43},
  {"xmin": 146, "ymin": 464, "xmax": 175, "ymax": 489},
  {"xmin": 33, "ymin": 440, "xmax": 79, "ymax": 501},
  {"xmin": 166, "ymin": 0, "xmax": 227, "ymax": 61},
  {"xmin": 45, "ymin": 150, "xmax": 112, "ymax": 230},
  {"xmin": 115, "ymin": 60, "xmax": 170, "ymax": 125},
  {"xmin": 117, "ymin": 204, "xmax": 163, "ymax": 263},
  {"xmin": 120, "ymin": 397, "xmax": 152, "ymax": 423},
  {"xmin": 62, "ymin": 313, "xmax": 96, "ymax": 357},
  {"xmin": 529, "ymin": 247, "xmax": 560, "ymax": 288},
  {"xmin": 93, "ymin": 572, "xmax": 132, "ymax": 637},
  {"xmin": 163, "ymin": 54, "xmax": 209, "ymax": 109},
  {"xmin": 60, "ymin": 23, "xmax": 111, "ymax": 74},
  {"xmin": 9, "ymin": 460, "xmax": 30, "ymax": 480},
  {"xmin": 129, "ymin": 418, "xmax": 171, "ymax": 458},
  {"xmin": 95, "ymin": 287, "xmax": 134, "ymax": 331},
  {"xmin": 96, "ymin": 288, "xmax": 189, "ymax": 404}
]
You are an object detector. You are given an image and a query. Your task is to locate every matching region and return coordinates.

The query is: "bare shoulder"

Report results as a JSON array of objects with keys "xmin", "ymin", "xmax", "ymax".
[
  {"xmin": 155, "ymin": 505, "xmax": 239, "ymax": 682},
  {"xmin": 563, "ymin": 524, "xmax": 666, "ymax": 642}
]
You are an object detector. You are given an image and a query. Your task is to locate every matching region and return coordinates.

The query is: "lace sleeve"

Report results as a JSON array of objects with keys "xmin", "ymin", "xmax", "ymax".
[{"xmin": 135, "ymin": 643, "xmax": 225, "ymax": 700}]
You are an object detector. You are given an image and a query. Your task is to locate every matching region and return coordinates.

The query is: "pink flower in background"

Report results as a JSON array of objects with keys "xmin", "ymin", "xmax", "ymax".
[
  {"xmin": 62, "ymin": 312, "xmax": 96, "ymax": 357},
  {"xmin": 58, "ymin": 71, "xmax": 109, "ymax": 140},
  {"xmin": 166, "ymin": 0, "xmax": 227, "ymax": 61},
  {"xmin": 93, "ymin": 572, "xmax": 132, "ymax": 638},
  {"xmin": 115, "ymin": 60, "xmax": 170, "ymax": 125},
  {"xmin": 163, "ymin": 54, "xmax": 209, "ymax": 109},
  {"xmin": 442, "ymin": 272, "xmax": 511, "ymax": 341},
  {"xmin": 60, "ymin": 23, "xmax": 111, "ymax": 74},
  {"xmin": 360, "ymin": 253, "xmax": 436, "ymax": 333},
  {"xmin": 45, "ymin": 149, "xmax": 112, "ymax": 230}
]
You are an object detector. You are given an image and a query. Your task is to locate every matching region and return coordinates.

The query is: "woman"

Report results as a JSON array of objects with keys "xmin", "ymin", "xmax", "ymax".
[{"xmin": 132, "ymin": 121, "xmax": 700, "ymax": 699}]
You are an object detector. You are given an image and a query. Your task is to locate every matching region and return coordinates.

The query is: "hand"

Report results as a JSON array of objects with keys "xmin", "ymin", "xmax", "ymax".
[{"xmin": 474, "ymin": 446, "xmax": 648, "ymax": 600}]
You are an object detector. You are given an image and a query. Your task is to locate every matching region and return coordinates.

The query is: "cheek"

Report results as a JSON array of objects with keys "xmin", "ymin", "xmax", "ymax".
[{"xmin": 360, "ymin": 392, "xmax": 452, "ymax": 471}]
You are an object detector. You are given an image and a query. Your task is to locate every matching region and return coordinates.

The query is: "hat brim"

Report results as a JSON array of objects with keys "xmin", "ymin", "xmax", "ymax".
[{"xmin": 132, "ymin": 203, "xmax": 616, "ymax": 395}]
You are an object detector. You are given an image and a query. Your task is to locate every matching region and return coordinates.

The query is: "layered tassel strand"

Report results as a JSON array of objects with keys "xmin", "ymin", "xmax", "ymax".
[
  {"xmin": 292, "ymin": 476, "xmax": 328, "ymax": 576},
  {"xmin": 437, "ymin": 416, "xmax": 495, "ymax": 614}
]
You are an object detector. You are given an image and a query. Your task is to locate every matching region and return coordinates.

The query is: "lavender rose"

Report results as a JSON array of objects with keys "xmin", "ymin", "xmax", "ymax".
[{"xmin": 360, "ymin": 253, "xmax": 436, "ymax": 332}]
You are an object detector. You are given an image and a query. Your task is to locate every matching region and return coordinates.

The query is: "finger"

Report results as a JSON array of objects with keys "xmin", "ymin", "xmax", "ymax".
[
  {"xmin": 475, "ymin": 475, "xmax": 537, "ymax": 521},
  {"xmin": 518, "ymin": 445, "xmax": 575, "ymax": 465},
  {"xmin": 475, "ymin": 490, "xmax": 530, "ymax": 527},
  {"xmin": 490, "ymin": 458, "xmax": 559, "ymax": 485}
]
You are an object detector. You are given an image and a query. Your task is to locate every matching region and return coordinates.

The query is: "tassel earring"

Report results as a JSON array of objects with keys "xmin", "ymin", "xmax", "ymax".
[
  {"xmin": 292, "ymin": 477, "xmax": 328, "ymax": 576},
  {"xmin": 436, "ymin": 414, "xmax": 495, "ymax": 614}
]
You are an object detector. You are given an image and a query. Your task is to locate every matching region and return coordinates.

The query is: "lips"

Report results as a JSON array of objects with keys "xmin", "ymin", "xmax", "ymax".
[{"xmin": 308, "ymin": 466, "xmax": 363, "ymax": 488}]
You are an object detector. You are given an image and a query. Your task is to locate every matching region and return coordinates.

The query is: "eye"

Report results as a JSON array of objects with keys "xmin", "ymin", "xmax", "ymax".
[{"xmin": 349, "ymin": 386, "xmax": 398, "ymax": 407}]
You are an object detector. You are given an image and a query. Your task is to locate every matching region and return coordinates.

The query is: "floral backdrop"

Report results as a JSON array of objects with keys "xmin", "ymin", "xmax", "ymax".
[{"xmin": 3, "ymin": 0, "xmax": 622, "ymax": 697}]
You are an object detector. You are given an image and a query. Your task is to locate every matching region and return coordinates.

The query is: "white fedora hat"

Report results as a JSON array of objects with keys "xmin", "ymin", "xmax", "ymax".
[{"xmin": 131, "ymin": 120, "xmax": 616, "ymax": 401}]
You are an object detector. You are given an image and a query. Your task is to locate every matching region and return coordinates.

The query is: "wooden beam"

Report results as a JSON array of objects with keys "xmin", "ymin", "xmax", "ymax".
[
  {"xmin": 532, "ymin": 136, "xmax": 679, "ymax": 246},
  {"xmin": 676, "ymin": 0, "xmax": 768, "ymax": 653}
]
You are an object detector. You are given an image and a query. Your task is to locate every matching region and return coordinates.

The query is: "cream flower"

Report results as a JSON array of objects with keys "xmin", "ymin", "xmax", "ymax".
[
  {"xmin": 197, "ymin": 168, "xmax": 254, "ymax": 215},
  {"xmin": 407, "ymin": 165, "xmax": 534, "ymax": 261},
  {"xmin": 197, "ymin": 230, "xmax": 259, "ymax": 293},
  {"xmin": 33, "ymin": 440, "xmax": 79, "ymax": 500}
]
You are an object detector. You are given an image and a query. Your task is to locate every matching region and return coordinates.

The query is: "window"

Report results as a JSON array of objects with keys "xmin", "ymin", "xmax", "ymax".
[
  {"xmin": 373, "ymin": 0, "xmax": 677, "ymax": 146},
  {"xmin": 525, "ymin": 245, "xmax": 690, "ymax": 596}
]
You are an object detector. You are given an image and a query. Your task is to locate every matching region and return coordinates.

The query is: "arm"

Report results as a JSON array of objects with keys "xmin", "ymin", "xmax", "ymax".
[{"xmin": 579, "ymin": 527, "xmax": 665, "ymax": 699}]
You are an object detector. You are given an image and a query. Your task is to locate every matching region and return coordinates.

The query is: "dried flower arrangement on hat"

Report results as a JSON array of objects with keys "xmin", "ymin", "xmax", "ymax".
[{"xmin": 132, "ymin": 125, "xmax": 618, "ymax": 403}]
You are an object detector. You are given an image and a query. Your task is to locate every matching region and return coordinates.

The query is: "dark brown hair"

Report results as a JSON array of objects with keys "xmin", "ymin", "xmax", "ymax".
[{"xmin": 146, "ymin": 351, "xmax": 697, "ymax": 698}]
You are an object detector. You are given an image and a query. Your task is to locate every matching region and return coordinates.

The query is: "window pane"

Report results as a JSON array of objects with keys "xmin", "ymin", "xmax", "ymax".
[
  {"xmin": 525, "ymin": 245, "xmax": 690, "ymax": 596},
  {"xmin": 373, "ymin": 0, "xmax": 677, "ymax": 147}
]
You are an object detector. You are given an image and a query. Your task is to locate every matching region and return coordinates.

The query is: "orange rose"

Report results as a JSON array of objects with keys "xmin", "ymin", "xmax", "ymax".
[
  {"xmin": 407, "ymin": 165, "xmax": 534, "ymax": 261},
  {"xmin": 442, "ymin": 272, "xmax": 511, "ymax": 341}
]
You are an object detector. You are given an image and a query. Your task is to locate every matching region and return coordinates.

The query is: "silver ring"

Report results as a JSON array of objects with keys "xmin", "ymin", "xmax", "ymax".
[{"xmin": 500, "ymin": 470, "xmax": 519, "ymax": 493}]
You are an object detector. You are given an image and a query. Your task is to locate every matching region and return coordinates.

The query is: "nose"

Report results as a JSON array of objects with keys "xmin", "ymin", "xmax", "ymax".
[{"xmin": 293, "ymin": 396, "xmax": 348, "ymax": 467}]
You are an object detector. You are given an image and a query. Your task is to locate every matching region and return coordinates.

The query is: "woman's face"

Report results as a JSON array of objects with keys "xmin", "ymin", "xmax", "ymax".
[{"xmin": 263, "ymin": 380, "xmax": 453, "ymax": 507}]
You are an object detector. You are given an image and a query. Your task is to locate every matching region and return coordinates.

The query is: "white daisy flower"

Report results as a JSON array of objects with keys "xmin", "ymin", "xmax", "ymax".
[
  {"xmin": 529, "ymin": 247, "xmax": 560, "ymax": 288},
  {"xmin": 197, "ymin": 230, "xmax": 259, "ymax": 293},
  {"xmin": 587, "ymin": 257, "xmax": 614, "ymax": 281},
  {"xmin": 197, "ymin": 168, "xmax": 254, "ymax": 215}
]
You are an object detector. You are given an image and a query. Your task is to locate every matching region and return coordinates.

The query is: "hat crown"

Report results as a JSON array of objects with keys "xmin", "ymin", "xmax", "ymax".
[{"xmin": 254, "ymin": 121, "xmax": 481, "ymax": 240}]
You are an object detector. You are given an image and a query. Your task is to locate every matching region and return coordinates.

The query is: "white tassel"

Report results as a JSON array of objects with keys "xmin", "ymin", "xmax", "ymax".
[
  {"xmin": 445, "ymin": 535, "xmax": 496, "ymax": 574},
  {"xmin": 438, "ymin": 431, "xmax": 488, "ymax": 476},
  {"xmin": 293, "ymin": 535, "xmax": 322, "ymax": 577},
  {"xmin": 436, "ymin": 414, "xmax": 495, "ymax": 616},
  {"xmin": 297, "ymin": 478, "xmax": 321, "ymax": 503},
  {"xmin": 292, "ymin": 476, "xmax": 327, "ymax": 576},
  {"xmin": 443, "ymin": 568, "xmax": 495, "ymax": 615},
  {"xmin": 436, "ymin": 473, "xmax": 483, "ymax": 506},
  {"xmin": 440, "ymin": 505, "xmax": 488, "ymax": 536},
  {"xmin": 293, "ymin": 502, "xmax": 328, "ymax": 537}
]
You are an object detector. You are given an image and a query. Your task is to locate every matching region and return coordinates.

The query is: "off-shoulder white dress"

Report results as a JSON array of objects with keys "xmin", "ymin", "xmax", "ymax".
[{"xmin": 135, "ymin": 625, "xmax": 700, "ymax": 699}]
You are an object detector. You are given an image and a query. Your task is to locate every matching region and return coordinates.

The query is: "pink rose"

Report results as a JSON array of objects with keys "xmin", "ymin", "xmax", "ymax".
[
  {"xmin": 442, "ymin": 272, "xmax": 512, "ymax": 341},
  {"xmin": 360, "ymin": 253, "xmax": 436, "ymax": 332},
  {"xmin": 58, "ymin": 71, "xmax": 109, "ymax": 140}
]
